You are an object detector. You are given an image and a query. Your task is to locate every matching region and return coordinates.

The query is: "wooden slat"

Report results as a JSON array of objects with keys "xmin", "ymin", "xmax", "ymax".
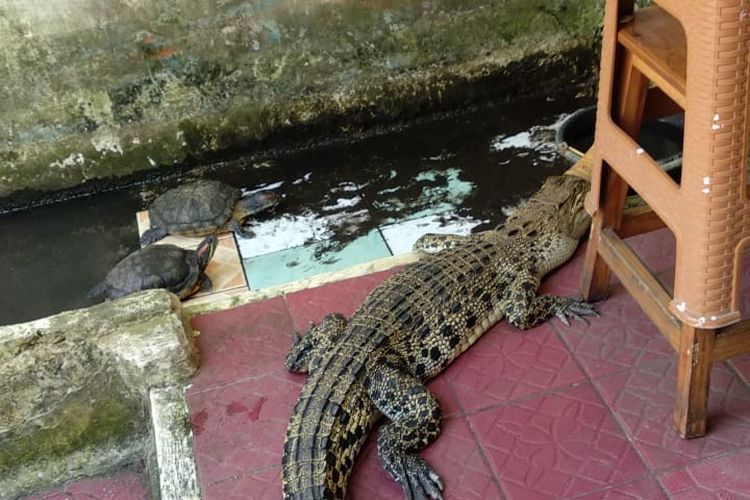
[
  {"xmin": 713, "ymin": 319, "xmax": 750, "ymax": 361},
  {"xmin": 618, "ymin": 204, "xmax": 666, "ymax": 238},
  {"xmin": 597, "ymin": 228, "xmax": 681, "ymax": 350},
  {"xmin": 618, "ymin": 6, "xmax": 687, "ymax": 108}
]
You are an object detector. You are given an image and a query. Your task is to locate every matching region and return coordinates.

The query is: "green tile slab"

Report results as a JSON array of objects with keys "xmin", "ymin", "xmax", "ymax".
[{"xmin": 243, "ymin": 230, "xmax": 392, "ymax": 289}]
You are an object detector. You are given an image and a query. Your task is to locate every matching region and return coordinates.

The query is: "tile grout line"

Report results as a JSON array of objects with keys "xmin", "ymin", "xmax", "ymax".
[
  {"xmin": 549, "ymin": 319, "xmax": 670, "ymax": 497},
  {"xmin": 441, "ymin": 372, "xmax": 510, "ymax": 500},
  {"xmin": 553, "ymin": 312, "xmax": 750, "ymax": 492}
]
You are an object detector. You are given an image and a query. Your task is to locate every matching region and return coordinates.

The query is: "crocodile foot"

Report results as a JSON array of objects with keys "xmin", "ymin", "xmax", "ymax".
[
  {"xmin": 554, "ymin": 297, "xmax": 598, "ymax": 326},
  {"xmin": 391, "ymin": 454, "xmax": 444, "ymax": 500}
]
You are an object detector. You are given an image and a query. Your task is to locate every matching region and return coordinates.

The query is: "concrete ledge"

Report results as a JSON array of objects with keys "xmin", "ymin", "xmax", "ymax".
[
  {"xmin": 0, "ymin": 289, "xmax": 198, "ymax": 498},
  {"xmin": 149, "ymin": 386, "xmax": 201, "ymax": 500}
]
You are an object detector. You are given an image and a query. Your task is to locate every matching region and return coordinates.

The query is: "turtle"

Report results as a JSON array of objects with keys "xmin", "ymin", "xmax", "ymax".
[
  {"xmin": 89, "ymin": 235, "xmax": 218, "ymax": 301},
  {"xmin": 140, "ymin": 180, "xmax": 280, "ymax": 246}
]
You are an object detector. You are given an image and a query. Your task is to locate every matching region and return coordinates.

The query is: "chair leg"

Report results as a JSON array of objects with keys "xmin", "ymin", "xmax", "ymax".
[
  {"xmin": 580, "ymin": 161, "xmax": 630, "ymax": 301},
  {"xmin": 581, "ymin": 47, "xmax": 649, "ymax": 301},
  {"xmin": 674, "ymin": 324, "xmax": 715, "ymax": 438}
]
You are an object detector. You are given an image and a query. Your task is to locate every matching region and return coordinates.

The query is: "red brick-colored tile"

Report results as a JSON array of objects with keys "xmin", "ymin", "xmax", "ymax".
[
  {"xmin": 203, "ymin": 466, "xmax": 282, "ymax": 500},
  {"xmin": 594, "ymin": 359, "xmax": 750, "ymax": 471},
  {"xmin": 624, "ymin": 229, "xmax": 675, "ymax": 276},
  {"xmin": 556, "ymin": 286, "xmax": 673, "ymax": 379},
  {"xmin": 575, "ymin": 477, "xmax": 667, "ymax": 499},
  {"xmin": 23, "ymin": 469, "xmax": 148, "ymax": 500},
  {"xmin": 443, "ymin": 321, "xmax": 585, "ymax": 413},
  {"xmin": 659, "ymin": 449, "xmax": 750, "ymax": 499},
  {"xmin": 349, "ymin": 416, "xmax": 503, "ymax": 500},
  {"xmin": 189, "ymin": 297, "xmax": 294, "ymax": 393},
  {"xmin": 284, "ymin": 269, "xmax": 397, "ymax": 331},
  {"xmin": 187, "ymin": 370, "xmax": 303, "ymax": 484},
  {"xmin": 728, "ymin": 353, "xmax": 750, "ymax": 387},
  {"xmin": 469, "ymin": 382, "xmax": 646, "ymax": 499}
]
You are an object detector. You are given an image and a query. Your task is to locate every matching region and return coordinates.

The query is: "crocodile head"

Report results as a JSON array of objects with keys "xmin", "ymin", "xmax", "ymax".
[{"xmin": 500, "ymin": 174, "xmax": 591, "ymax": 240}]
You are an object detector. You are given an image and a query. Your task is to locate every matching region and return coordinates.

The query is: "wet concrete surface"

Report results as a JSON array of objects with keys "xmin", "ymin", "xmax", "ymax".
[{"xmin": 0, "ymin": 94, "xmax": 591, "ymax": 326}]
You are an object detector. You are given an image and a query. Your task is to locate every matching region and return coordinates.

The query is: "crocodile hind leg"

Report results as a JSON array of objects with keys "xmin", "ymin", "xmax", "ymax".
[
  {"xmin": 284, "ymin": 313, "xmax": 347, "ymax": 374},
  {"xmin": 366, "ymin": 355, "xmax": 444, "ymax": 500},
  {"xmin": 504, "ymin": 270, "xmax": 597, "ymax": 330}
]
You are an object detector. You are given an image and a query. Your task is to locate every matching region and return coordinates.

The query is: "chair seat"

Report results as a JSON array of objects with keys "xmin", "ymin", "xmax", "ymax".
[{"xmin": 618, "ymin": 6, "xmax": 687, "ymax": 107}]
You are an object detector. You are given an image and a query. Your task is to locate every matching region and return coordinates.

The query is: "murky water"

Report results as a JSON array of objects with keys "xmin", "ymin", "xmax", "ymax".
[{"xmin": 0, "ymin": 94, "xmax": 590, "ymax": 326}]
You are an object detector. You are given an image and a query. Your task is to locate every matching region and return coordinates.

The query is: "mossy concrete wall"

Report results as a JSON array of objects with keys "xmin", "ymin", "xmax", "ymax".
[
  {"xmin": 0, "ymin": 289, "xmax": 198, "ymax": 498},
  {"xmin": 0, "ymin": 0, "xmax": 603, "ymax": 199}
]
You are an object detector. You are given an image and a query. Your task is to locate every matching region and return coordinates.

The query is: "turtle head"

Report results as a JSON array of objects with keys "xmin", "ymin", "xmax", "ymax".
[
  {"xmin": 237, "ymin": 190, "xmax": 282, "ymax": 217},
  {"xmin": 196, "ymin": 235, "xmax": 218, "ymax": 270}
]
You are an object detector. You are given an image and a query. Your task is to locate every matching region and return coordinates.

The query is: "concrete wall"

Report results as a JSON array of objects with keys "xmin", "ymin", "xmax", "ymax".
[{"xmin": 0, "ymin": 0, "xmax": 603, "ymax": 198}]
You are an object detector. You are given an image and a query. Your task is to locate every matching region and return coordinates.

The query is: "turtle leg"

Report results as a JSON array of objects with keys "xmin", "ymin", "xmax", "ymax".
[
  {"xmin": 284, "ymin": 313, "xmax": 347, "ymax": 374},
  {"xmin": 227, "ymin": 218, "xmax": 255, "ymax": 238},
  {"xmin": 366, "ymin": 354, "xmax": 444, "ymax": 500},
  {"xmin": 198, "ymin": 273, "xmax": 213, "ymax": 293},
  {"xmin": 140, "ymin": 227, "xmax": 168, "ymax": 246}
]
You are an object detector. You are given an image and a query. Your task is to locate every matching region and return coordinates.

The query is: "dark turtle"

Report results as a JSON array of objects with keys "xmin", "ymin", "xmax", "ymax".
[
  {"xmin": 89, "ymin": 235, "xmax": 218, "ymax": 300},
  {"xmin": 140, "ymin": 180, "xmax": 280, "ymax": 246}
]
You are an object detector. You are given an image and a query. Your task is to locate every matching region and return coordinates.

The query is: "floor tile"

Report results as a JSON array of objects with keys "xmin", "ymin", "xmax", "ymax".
[
  {"xmin": 624, "ymin": 228, "xmax": 676, "ymax": 276},
  {"xmin": 243, "ymin": 230, "xmax": 392, "ymax": 290},
  {"xmin": 659, "ymin": 448, "xmax": 750, "ymax": 499},
  {"xmin": 728, "ymin": 354, "xmax": 750, "ymax": 387},
  {"xmin": 349, "ymin": 416, "xmax": 503, "ymax": 500},
  {"xmin": 574, "ymin": 477, "xmax": 667, "ymax": 499},
  {"xmin": 594, "ymin": 358, "xmax": 750, "ymax": 472},
  {"xmin": 189, "ymin": 297, "xmax": 295, "ymax": 393},
  {"xmin": 443, "ymin": 321, "xmax": 585, "ymax": 413},
  {"xmin": 469, "ymin": 382, "xmax": 647, "ymax": 499},
  {"xmin": 22, "ymin": 468, "xmax": 148, "ymax": 500},
  {"xmin": 188, "ymin": 370, "xmax": 304, "ymax": 485},
  {"xmin": 380, "ymin": 212, "xmax": 484, "ymax": 255},
  {"xmin": 284, "ymin": 269, "xmax": 398, "ymax": 332},
  {"xmin": 202, "ymin": 466, "xmax": 282, "ymax": 500},
  {"xmin": 556, "ymin": 286, "xmax": 674, "ymax": 379}
]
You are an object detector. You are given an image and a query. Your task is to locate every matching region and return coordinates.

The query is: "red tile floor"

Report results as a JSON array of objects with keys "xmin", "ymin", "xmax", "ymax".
[
  {"xmin": 27, "ymin": 228, "xmax": 750, "ymax": 499},
  {"xmin": 186, "ymin": 228, "xmax": 750, "ymax": 500}
]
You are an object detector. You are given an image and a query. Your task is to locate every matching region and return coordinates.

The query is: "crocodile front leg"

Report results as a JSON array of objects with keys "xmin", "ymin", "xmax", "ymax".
[
  {"xmin": 412, "ymin": 232, "xmax": 490, "ymax": 254},
  {"xmin": 504, "ymin": 270, "xmax": 597, "ymax": 330},
  {"xmin": 366, "ymin": 353, "xmax": 444, "ymax": 500},
  {"xmin": 284, "ymin": 313, "xmax": 348, "ymax": 373}
]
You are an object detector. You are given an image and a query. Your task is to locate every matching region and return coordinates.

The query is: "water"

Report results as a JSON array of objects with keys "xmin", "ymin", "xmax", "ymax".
[{"xmin": 0, "ymin": 94, "xmax": 590, "ymax": 326}]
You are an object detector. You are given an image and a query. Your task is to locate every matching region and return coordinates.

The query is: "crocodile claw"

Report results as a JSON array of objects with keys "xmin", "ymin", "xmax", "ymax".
[
  {"xmin": 395, "ymin": 455, "xmax": 444, "ymax": 500},
  {"xmin": 555, "ymin": 298, "xmax": 598, "ymax": 327},
  {"xmin": 291, "ymin": 330, "xmax": 302, "ymax": 345}
]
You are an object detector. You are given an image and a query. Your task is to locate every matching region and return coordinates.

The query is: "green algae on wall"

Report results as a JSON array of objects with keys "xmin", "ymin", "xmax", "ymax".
[{"xmin": 0, "ymin": 0, "xmax": 603, "ymax": 198}]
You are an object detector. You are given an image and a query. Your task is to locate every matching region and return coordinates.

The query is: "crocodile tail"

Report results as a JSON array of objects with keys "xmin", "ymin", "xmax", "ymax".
[{"xmin": 282, "ymin": 369, "xmax": 376, "ymax": 499}]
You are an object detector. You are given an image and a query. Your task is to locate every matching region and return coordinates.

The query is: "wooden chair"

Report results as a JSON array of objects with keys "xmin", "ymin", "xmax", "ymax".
[{"xmin": 582, "ymin": 0, "xmax": 750, "ymax": 438}]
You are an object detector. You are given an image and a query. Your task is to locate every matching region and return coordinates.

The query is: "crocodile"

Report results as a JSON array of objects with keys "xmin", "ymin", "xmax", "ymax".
[{"xmin": 282, "ymin": 174, "xmax": 595, "ymax": 500}]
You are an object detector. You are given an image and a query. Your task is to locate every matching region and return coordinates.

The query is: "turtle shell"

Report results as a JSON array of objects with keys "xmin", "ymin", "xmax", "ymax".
[
  {"xmin": 100, "ymin": 244, "xmax": 200, "ymax": 300},
  {"xmin": 149, "ymin": 180, "xmax": 241, "ymax": 236}
]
